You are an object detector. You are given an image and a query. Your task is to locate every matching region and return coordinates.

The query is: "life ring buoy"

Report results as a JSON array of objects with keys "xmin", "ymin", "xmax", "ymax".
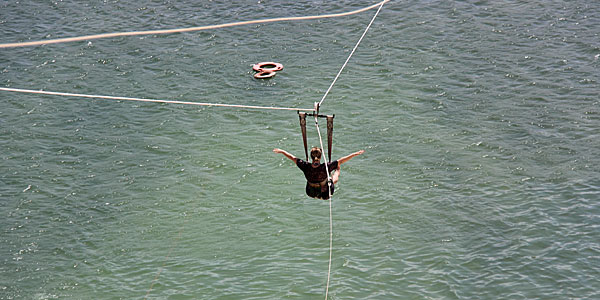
[
  {"xmin": 254, "ymin": 70, "xmax": 277, "ymax": 79},
  {"xmin": 253, "ymin": 62, "xmax": 283, "ymax": 72}
]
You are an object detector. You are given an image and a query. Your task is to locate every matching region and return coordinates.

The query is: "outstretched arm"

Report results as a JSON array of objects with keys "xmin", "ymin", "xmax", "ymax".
[
  {"xmin": 337, "ymin": 150, "xmax": 365, "ymax": 165},
  {"xmin": 273, "ymin": 148, "xmax": 298, "ymax": 163}
]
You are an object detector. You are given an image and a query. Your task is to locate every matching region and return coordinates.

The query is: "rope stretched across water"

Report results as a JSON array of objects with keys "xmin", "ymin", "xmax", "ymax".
[
  {"xmin": 0, "ymin": 87, "xmax": 316, "ymax": 112},
  {"xmin": 0, "ymin": 0, "xmax": 390, "ymax": 49}
]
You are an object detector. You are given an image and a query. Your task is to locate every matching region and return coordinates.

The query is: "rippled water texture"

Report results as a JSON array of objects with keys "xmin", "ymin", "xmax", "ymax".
[{"xmin": 1, "ymin": 1, "xmax": 599, "ymax": 299}]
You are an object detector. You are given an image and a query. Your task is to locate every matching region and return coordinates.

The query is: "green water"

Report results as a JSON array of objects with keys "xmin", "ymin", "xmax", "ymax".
[{"xmin": 1, "ymin": 1, "xmax": 599, "ymax": 299}]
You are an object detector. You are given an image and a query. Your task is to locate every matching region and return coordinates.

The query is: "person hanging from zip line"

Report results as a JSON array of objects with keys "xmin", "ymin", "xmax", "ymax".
[{"xmin": 273, "ymin": 147, "xmax": 364, "ymax": 200}]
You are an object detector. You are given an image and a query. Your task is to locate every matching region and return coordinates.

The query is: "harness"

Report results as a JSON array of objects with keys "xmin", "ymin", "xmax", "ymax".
[
  {"xmin": 298, "ymin": 111, "xmax": 334, "ymax": 161},
  {"xmin": 307, "ymin": 178, "xmax": 329, "ymax": 188}
]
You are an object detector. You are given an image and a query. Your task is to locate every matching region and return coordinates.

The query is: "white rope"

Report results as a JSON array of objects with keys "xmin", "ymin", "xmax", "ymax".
[
  {"xmin": 313, "ymin": 112, "xmax": 334, "ymax": 300},
  {"xmin": 315, "ymin": 2, "xmax": 387, "ymax": 299},
  {"xmin": 0, "ymin": 0, "xmax": 390, "ymax": 49},
  {"xmin": 318, "ymin": 0, "xmax": 388, "ymax": 108},
  {"xmin": 0, "ymin": 87, "xmax": 315, "ymax": 112},
  {"xmin": 145, "ymin": 215, "xmax": 189, "ymax": 299}
]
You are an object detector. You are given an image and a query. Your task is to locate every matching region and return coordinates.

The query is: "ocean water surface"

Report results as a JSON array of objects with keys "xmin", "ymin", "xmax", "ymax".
[{"xmin": 1, "ymin": 1, "xmax": 599, "ymax": 299}]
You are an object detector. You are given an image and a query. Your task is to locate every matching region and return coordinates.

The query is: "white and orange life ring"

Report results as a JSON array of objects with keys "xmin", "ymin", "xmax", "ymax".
[
  {"xmin": 253, "ymin": 70, "xmax": 277, "ymax": 79},
  {"xmin": 252, "ymin": 62, "xmax": 283, "ymax": 73}
]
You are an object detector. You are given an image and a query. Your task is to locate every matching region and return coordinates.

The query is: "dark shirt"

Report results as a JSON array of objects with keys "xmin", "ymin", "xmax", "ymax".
[
  {"xmin": 295, "ymin": 158, "xmax": 339, "ymax": 199},
  {"xmin": 295, "ymin": 159, "xmax": 339, "ymax": 184}
]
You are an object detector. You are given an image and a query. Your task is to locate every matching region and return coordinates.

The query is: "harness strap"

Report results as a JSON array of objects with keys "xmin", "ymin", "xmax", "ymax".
[
  {"xmin": 298, "ymin": 112, "xmax": 309, "ymax": 161},
  {"xmin": 307, "ymin": 179, "xmax": 328, "ymax": 188},
  {"xmin": 326, "ymin": 115, "xmax": 334, "ymax": 162},
  {"xmin": 299, "ymin": 111, "xmax": 334, "ymax": 163}
]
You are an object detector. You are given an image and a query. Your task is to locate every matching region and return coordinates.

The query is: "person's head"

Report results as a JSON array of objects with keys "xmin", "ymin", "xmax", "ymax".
[{"xmin": 310, "ymin": 147, "xmax": 322, "ymax": 163}]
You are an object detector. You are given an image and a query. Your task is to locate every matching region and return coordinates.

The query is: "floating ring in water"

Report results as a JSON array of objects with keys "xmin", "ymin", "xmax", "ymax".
[
  {"xmin": 253, "ymin": 62, "xmax": 283, "ymax": 72},
  {"xmin": 253, "ymin": 70, "xmax": 277, "ymax": 79}
]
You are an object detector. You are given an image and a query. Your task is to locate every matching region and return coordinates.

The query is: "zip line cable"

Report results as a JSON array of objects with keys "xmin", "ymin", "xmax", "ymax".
[
  {"xmin": 0, "ymin": 1, "xmax": 390, "ymax": 113},
  {"xmin": 0, "ymin": 0, "xmax": 390, "ymax": 49},
  {"xmin": 0, "ymin": 87, "xmax": 316, "ymax": 112},
  {"xmin": 318, "ymin": 0, "xmax": 387, "ymax": 108}
]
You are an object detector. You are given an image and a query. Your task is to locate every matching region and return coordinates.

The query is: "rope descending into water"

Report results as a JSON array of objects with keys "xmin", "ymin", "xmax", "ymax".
[
  {"xmin": 145, "ymin": 215, "xmax": 189, "ymax": 300},
  {"xmin": 315, "ymin": 1, "xmax": 387, "ymax": 298},
  {"xmin": 0, "ymin": 0, "xmax": 390, "ymax": 49},
  {"xmin": 0, "ymin": 87, "xmax": 316, "ymax": 112},
  {"xmin": 313, "ymin": 109, "xmax": 335, "ymax": 300}
]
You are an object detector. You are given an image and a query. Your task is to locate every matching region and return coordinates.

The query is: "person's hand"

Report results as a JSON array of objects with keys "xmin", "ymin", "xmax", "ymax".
[
  {"xmin": 356, "ymin": 150, "xmax": 365, "ymax": 155},
  {"xmin": 273, "ymin": 148, "xmax": 283, "ymax": 154}
]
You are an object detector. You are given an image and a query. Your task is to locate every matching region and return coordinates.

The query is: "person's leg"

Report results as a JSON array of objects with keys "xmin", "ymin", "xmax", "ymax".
[{"xmin": 332, "ymin": 166, "xmax": 341, "ymax": 185}]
